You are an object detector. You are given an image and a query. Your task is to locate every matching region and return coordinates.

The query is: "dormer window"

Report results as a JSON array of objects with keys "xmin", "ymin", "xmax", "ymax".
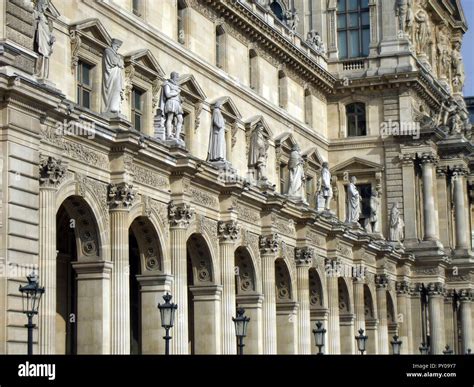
[{"xmin": 337, "ymin": 0, "xmax": 370, "ymax": 59}]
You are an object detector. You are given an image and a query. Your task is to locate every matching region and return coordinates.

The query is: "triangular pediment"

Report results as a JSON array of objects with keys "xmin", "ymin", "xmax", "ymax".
[
  {"xmin": 274, "ymin": 132, "xmax": 298, "ymax": 150},
  {"xmin": 244, "ymin": 116, "xmax": 274, "ymax": 138},
  {"xmin": 211, "ymin": 96, "xmax": 241, "ymax": 119},
  {"xmin": 178, "ymin": 74, "xmax": 206, "ymax": 102},
  {"xmin": 302, "ymin": 147, "xmax": 324, "ymax": 167},
  {"xmin": 331, "ymin": 157, "xmax": 383, "ymax": 174},
  {"xmin": 45, "ymin": 1, "xmax": 61, "ymax": 19},
  {"xmin": 70, "ymin": 19, "xmax": 112, "ymax": 48},
  {"xmin": 124, "ymin": 49, "xmax": 165, "ymax": 79}
]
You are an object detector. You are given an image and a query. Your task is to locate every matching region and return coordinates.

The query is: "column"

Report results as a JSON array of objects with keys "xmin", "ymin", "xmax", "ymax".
[
  {"xmin": 436, "ymin": 166, "xmax": 450, "ymax": 247},
  {"xmin": 400, "ymin": 154, "xmax": 418, "ymax": 243},
  {"xmin": 410, "ymin": 285, "xmax": 424, "ymax": 353},
  {"xmin": 353, "ymin": 277, "xmax": 365, "ymax": 333},
  {"xmin": 396, "ymin": 281, "xmax": 413, "ymax": 354},
  {"xmin": 326, "ymin": 3, "xmax": 338, "ymax": 59},
  {"xmin": 108, "ymin": 183, "xmax": 135, "ymax": 354},
  {"xmin": 375, "ymin": 275, "xmax": 389, "ymax": 354},
  {"xmin": 72, "ymin": 261, "xmax": 112, "ymax": 354},
  {"xmin": 218, "ymin": 220, "xmax": 239, "ymax": 354},
  {"xmin": 259, "ymin": 234, "xmax": 279, "ymax": 354},
  {"xmin": 168, "ymin": 202, "xmax": 194, "ymax": 354},
  {"xmin": 38, "ymin": 156, "xmax": 66, "ymax": 354},
  {"xmin": 459, "ymin": 289, "xmax": 473, "ymax": 354},
  {"xmin": 327, "ymin": 261, "xmax": 340, "ymax": 354},
  {"xmin": 295, "ymin": 247, "xmax": 312, "ymax": 354},
  {"xmin": 427, "ymin": 282, "xmax": 446, "ymax": 354},
  {"xmin": 420, "ymin": 153, "xmax": 438, "ymax": 241},
  {"xmin": 452, "ymin": 167, "xmax": 469, "ymax": 251},
  {"xmin": 444, "ymin": 290, "xmax": 456, "ymax": 351}
]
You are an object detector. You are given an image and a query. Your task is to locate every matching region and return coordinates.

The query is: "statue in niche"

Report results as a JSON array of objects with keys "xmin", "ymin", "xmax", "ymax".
[
  {"xmin": 389, "ymin": 202, "xmax": 404, "ymax": 243},
  {"xmin": 365, "ymin": 191, "xmax": 381, "ymax": 234},
  {"xmin": 437, "ymin": 98, "xmax": 458, "ymax": 128},
  {"xmin": 306, "ymin": 30, "xmax": 326, "ymax": 55},
  {"xmin": 33, "ymin": 0, "xmax": 55, "ymax": 79},
  {"xmin": 406, "ymin": 0, "xmax": 414, "ymax": 37},
  {"xmin": 345, "ymin": 176, "xmax": 361, "ymax": 224},
  {"xmin": 284, "ymin": 10, "xmax": 299, "ymax": 34},
  {"xmin": 317, "ymin": 162, "xmax": 332, "ymax": 211},
  {"xmin": 287, "ymin": 144, "xmax": 306, "ymax": 201},
  {"xmin": 396, "ymin": 0, "xmax": 408, "ymax": 34},
  {"xmin": 208, "ymin": 101, "xmax": 226, "ymax": 162},
  {"xmin": 415, "ymin": 10, "xmax": 430, "ymax": 56},
  {"xmin": 451, "ymin": 42, "xmax": 465, "ymax": 93},
  {"xmin": 248, "ymin": 123, "xmax": 269, "ymax": 182},
  {"xmin": 102, "ymin": 39, "xmax": 124, "ymax": 115},
  {"xmin": 448, "ymin": 109, "xmax": 463, "ymax": 135},
  {"xmin": 158, "ymin": 72, "xmax": 184, "ymax": 143}
]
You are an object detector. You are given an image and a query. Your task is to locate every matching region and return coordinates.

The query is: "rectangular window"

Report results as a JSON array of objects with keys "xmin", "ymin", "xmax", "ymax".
[
  {"xmin": 132, "ymin": 0, "xmax": 141, "ymax": 16},
  {"xmin": 131, "ymin": 88, "xmax": 144, "ymax": 132},
  {"xmin": 77, "ymin": 61, "xmax": 93, "ymax": 109},
  {"xmin": 177, "ymin": 1, "xmax": 186, "ymax": 45},
  {"xmin": 280, "ymin": 163, "xmax": 287, "ymax": 194},
  {"xmin": 337, "ymin": 0, "xmax": 370, "ymax": 59},
  {"xmin": 306, "ymin": 176, "xmax": 314, "ymax": 207}
]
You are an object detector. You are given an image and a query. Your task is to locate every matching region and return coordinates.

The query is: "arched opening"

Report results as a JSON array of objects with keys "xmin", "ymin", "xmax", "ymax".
[
  {"xmin": 275, "ymin": 258, "xmax": 297, "ymax": 354},
  {"xmin": 338, "ymin": 277, "xmax": 354, "ymax": 354},
  {"xmin": 186, "ymin": 233, "xmax": 218, "ymax": 354},
  {"xmin": 309, "ymin": 268, "xmax": 326, "ymax": 354},
  {"xmin": 270, "ymin": 1, "xmax": 284, "ymax": 21},
  {"xmin": 364, "ymin": 285, "xmax": 377, "ymax": 354}
]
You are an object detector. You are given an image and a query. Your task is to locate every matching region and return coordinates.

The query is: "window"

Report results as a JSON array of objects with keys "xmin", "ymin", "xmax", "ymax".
[
  {"xmin": 177, "ymin": 0, "xmax": 187, "ymax": 45},
  {"xmin": 337, "ymin": 0, "xmax": 370, "ymax": 59},
  {"xmin": 306, "ymin": 175, "xmax": 315, "ymax": 207},
  {"xmin": 270, "ymin": 1, "xmax": 284, "ymax": 21},
  {"xmin": 77, "ymin": 61, "xmax": 93, "ymax": 109},
  {"xmin": 278, "ymin": 70, "xmax": 288, "ymax": 109},
  {"xmin": 131, "ymin": 88, "xmax": 144, "ymax": 131},
  {"xmin": 249, "ymin": 49, "xmax": 258, "ymax": 90},
  {"xmin": 346, "ymin": 102, "xmax": 367, "ymax": 136},
  {"xmin": 216, "ymin": 26, "xmax": 225, "ymax": 69},
  {"xmin": 132, "ymin": 0, "xmax": 142, "ymax": 16},
  {"xmin": 357, "ymin": 184, "xmax": 372, "ymax": 227},
  {"xmin": 280, "ymin": 162, "xmax": 287, "ymax": 194}
]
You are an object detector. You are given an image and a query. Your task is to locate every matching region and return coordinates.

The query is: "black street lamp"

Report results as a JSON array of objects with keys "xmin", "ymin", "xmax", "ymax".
[
  {"xmin": 390, "ymin": 335, "xmax": 402, "ymax": 355},
  {"xmin": 443, "ymin": 345, "xmax": 454, "ymax": 355},
  {"xmin": 232, "ymin": 307, "xmax": 250, "ymax": 355},
  {"xmin": 355, "ymin": 328, "xmax": 368, "ymax": 355},
  {"xmin": 419, "ymin": 342, "xmax": 429, "ymax": 355},
  {"xmin": 157, "ymin": 292, "xmax": 177, "ymax": 355},
  {"xmin": 312, "ymin": 321, "xmax": 326, "ymax": 355},
  {"xmin": 467, "ymin": 348, "xmax": 471, "ymax": 355},
  {"xmin": 19, "ymin": 272, "xmax": 44, "ymax": 355}
]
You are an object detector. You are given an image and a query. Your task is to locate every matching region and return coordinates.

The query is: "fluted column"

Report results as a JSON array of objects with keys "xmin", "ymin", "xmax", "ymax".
[
  {"xmin": 259, "ymin": 234, "xmax": 279, "ymax": 354},
  {"xmin": 375, "ymin": 275, "xmax": 389, "ymax": 354},
  {"xmin": 109, "ymin": 183, "xmax": 135, "ymax": 354},
  {"xmin": 420, "ymin": 154, "xmax": 438, "ymax": 241},
  {"xmin": 427, "ymin": 282, "xmax": 446, "ymax": 354},
  {"xmin": 353, "ymin": 277, "xmax": 365, "ymax": 333},
  {"xmin": 168, "ymin": 202, "xmax": 194, "ymax": 354},
  {"xmin": 327, "ymin": 260, "xmax": 340, "ymax": 354},
  {"xmin": 218, "ymin": 220, "xmax": 239, "ymax": 354},
  {"xmin": 452, "ymin": 167, "xmax": 469, "ymax": 251},
  {"xmin": 295, "ymin": 247, "xmax": 313, "ymax": 354},
  {"xmin": 38, "ymin": 156, "xmax": 66, "ymax": 354},
  {"xmin": 400, "ymin": 154, "xmax": 418, "ymax": 243},
  {"xmin": 396, "ymin": 281, "xmax": 412, "ymax": 354},
  {"xmin": 459, "ymin": 289, "xmax": 473, "ymax": 354}
]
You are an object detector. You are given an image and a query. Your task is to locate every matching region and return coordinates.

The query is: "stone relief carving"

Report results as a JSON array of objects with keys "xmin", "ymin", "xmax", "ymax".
[
  {"xmin": 295, "ymin": 247, "xmax": 314, "ymax": 266},
  {"xmin": 217, "ymin": 220, "xmax": 240, "ymax": 241},
  {"xmin": 107, "ymin": 183, "xmax": 135, "ymax": 210},
  {"xmin": 415, "ymin": 9, "xmax": 431, "ymax": 57},
  {"xmin": 259, "ymin": 234, "xmax": 279, "ymax": 254},
  {"xmin": 306, "ymin": 30, "xmax": 326, "ymax": 55},
  {"xmin": 451, "ymin": 41, "xmax": 465, "ymax": 93},
  {"xmin": 189, "ymin": 186, "xmax": 218, "ymax": 209},
  {"xmin": 168, "ymin": 201, "xmax": 194, "ymax": 228},
  {"xmin": 39, "ymin": 155, "xmax": 66, "ymax": 187},
  {"xmin": 130, "ymin": 164, "xmax": 169, "ymax": 190}
]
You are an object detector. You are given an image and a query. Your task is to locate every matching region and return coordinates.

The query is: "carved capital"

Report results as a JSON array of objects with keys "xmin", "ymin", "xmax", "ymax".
[
  {"xmin": 259, "ymin": 234, "xmax": 279, "ymax": 254},
  {"xmin": 399, "ymin": 153, "xmax": 416, "ymax": 166},
  {"xmin": 427, "ymin": 282, "xmax": 445, "ymax": 297},
  {"xmin": 436, "ymin": 165, "xmax": 448, "ymax": 177},
  {"xmin": 451, "ymin": 165, "xmax": 468, "ymax": 177},
  {"xmin": 168, "ymin": 201, "xmax": 194, "ymax": 228},
  {"xmin": 39, "ymin": 156, "xmax": 67, "ymax": 188},
  {"xmin": 295, "ymin": 247, "xmax": 314, "ymax": 266},
  {"xmin": 396, "ymin": 281, "xmax": 410, "ymax": 294},
  {"xmin": 218, "ymin": 220, "xmax": 240, "ymax": 242},
  {"xmin": 375, "ymin": 274, "xmax": 388, "ymax": 289},
  {"xmin": 420, "ymin": 152, "xmax": 439, "ymax": 165},
  {"xmin": 459, "ymin": 288, "xmax": 473, "ymax": 302},
  {"xmin": 108, "ymin": 183, "xmax": 135, "ymax": 210}
]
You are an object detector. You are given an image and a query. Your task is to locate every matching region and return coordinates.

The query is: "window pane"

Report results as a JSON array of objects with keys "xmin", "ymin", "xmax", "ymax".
[
  {"xmin": 135, "ymin": 114, "xmax": 141, "ymax": 131},
  {"xmin": 83, "ymin": 90, "xmax": 90, "ymax": 109},
  {"xmin": 348, "ymin": 0, "xmax": 358, "ymax": 11},
  {"xmin": 349, "ymin": 30, "xmax": 360, "ymax": 57},
  {"xmin": 82, "ymin": 65, "xmax": 90, "ymax": 86},
  {"xmin": 337, "ymin": 14, "xmax": 346, "ymax": 29},
  {"xmin": 77, "ymin": 87, "xmax": 80, "ymax": 105},
  {"xmin": 134, "ymin": 90, "xmax": 142, "ymax": 110},
  {"xmin": 338, "ymin": 31, "xmax": 348, "ymax": 59},
  {"xmin": 361, "ymin": 0, "xmax": 369, "ymax": 8},
  {"xmin": 349, "ymin": 13, "xmax": 359, "ymax": 28},
  {"xmin": 77, "ymin": 64, "xmax": 81, "ymax": 82},
  {"xmin": 362, "ymin": 28, "xmax": 370, "ymax": 56},
  {"xmin": 361, "ymin": 11, "xmax": 370, "ymax": 26},
  {"xmin": 337, "ymin": 0, "xmax": 346, "ymax": 12},
  {"xmin": 348, "ymin": 116, "xmax": 357, "ymax": 136}
]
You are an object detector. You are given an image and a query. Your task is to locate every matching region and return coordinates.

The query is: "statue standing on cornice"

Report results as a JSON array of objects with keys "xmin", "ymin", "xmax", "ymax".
[
  {"xmin": 389, "ymin": 202, "xmax": 404, "ymax": 243},
  {"xmin": 208, "ymin": 101, "xmax": 226, "ymax": 162},
  {"xmin": 287, "ymin": 144, "xmax": 306, "ymax": 202},
  {"xmin": 284, "ymin": 10, "xmax": 299, "ymax": 34},
  {"xmin": 451, "ymin": 42, "xmax": 465, "ymax": 93},
  {"xmin": 248, "ymin": 123, "xmax": 269, "ymax": 182},
  {"xmin": 102, "ymin": 38, "xmax": 124, "ymax": 115},
  {"xmin": 306, "ymin": 30, "xmax": 326, "ymax": 55},
  {"xmin": 33, "ymin": 0, "xmax": 55, "ymax": 79},
  {"xmin": 396, "ymin": 0, "xmax": 414, "ymax": 37},
  {"xmin": 345, "ymin": 176, "xmax": 361, "ymax": 225},
  {"xmin": 415, "ymin": 9, "xmax": 430, "ymax": 56},
  {"xmin": 158, "ymin": 72, "xmax": 184, "ymax": 144},
  {"xmin": 317, "ymin": 162, "xmax": 332, "ymax": 211}
]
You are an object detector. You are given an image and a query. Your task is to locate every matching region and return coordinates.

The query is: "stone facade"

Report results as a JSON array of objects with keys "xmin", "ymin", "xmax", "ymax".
[{"xmin": 0, "ymin": 0, "xmax": 472, "ymax": 355}]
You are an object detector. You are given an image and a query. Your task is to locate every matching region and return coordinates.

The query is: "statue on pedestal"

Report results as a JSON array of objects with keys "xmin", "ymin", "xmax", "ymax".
[
  {"xmin": 102, "ymin": 39, "xmax": 124, "ymax": 115},
  {"xmin": 365, "ymin": 191, "xmax": 381, "ymax": 234},
  {"xmin": 158, "ymin": 72, "xmax": 184, "ymax": 143},
  {"xmin": 317, "ymin": 162, "xmax": 332, "ymax": 211},
  {"xmin": 248, "ymin": 123, "xmax": 269, "ymax": 183},
  {"xmin": 345, "ymin": 176, "xmax": 361, "ymax": 224},
  {"xmin": 284, "ymin": 10, "xmax": 299, "ymax": 34},
  {"xmin": 33, "ymin": 0, "xmax": 55, "ymax": 79},
  {"xmin": 208, "ymin": 101, "xmax": 226, "ymax": 162},
  {"xmin": 389, "ymin": 202, "xmax": 404, "ymax": 243},
  {"xmin": 451, "ymin": 42, "xmax": 465, "ymax": 93},
  {"xmin": 415, "ymin": 10, "xmax": 430, "ymax": 56},
  {"xmin": 287, "ymin": 144, "xmax": 306, "ymax": 202},
  {"xmin": 306, "ymin": 30, "xmax": 326, "ymax": 55}
]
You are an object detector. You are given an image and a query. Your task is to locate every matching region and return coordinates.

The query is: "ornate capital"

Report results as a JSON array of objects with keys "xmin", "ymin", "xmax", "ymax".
[
  {"xmin": 259, "ymin": 234, "xmax": 279, "ymax": 254},
  {"xmin": 295, "ymin": 247, "xmax": 314, "ymax": 266},
  {"xmin": 107, "ymin": 183, "xmax": 135, "ymax": 210},
  {"xmin": 168, "ymin": 201, "xmax": 194, "ymax": 228},
  {"xmin": 396, "ymin": 281, "xmax": 410, "ymax": 294},
  {"xmin": 420, "ymin": 152, "xmax": 439, "ymax": 165},
  {"xmin": 218, "ymin": 220, "xmax": 240, "ymax": 242},
  {"xmin": 39, "ymin": 156, "xmax": 67, "ymax": 188},
  {"xmin": 459, "ymin": 288, "xmax": 473, "ymax": 302},
  {"xmin": 399, "ymin": 153, "xmax": 416, "ymax": 166},
  {"xmin": 436, "ymin": 165, "xmax": 448, "ymax": 177},
  {"xmin": 451, "ymin": 165, "xmax": 468, "ymax": 177},
  {"xmin": 375, "ymin": 274, "xmax": 388, "ymax": 289},
  {"xmin": 427, "ymin": 282, "xmax": 445, "ymax": 297}
]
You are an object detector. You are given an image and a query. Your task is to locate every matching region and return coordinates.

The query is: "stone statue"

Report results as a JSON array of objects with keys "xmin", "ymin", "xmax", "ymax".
[
  {"xmin": 33, "ymin": 0, "xmax": 55, "ymax": 79},
  {"xmin": 158, "ymin": 72, "xmax": 184, "ymax": 142},
  {"xmin": 436, "ymin": 29, "xmax": 450, "ymax": 78},
  {"xmin": 389, "ymin": 202, "xmax": 404, "ymax": 243},
  {"xmin": 306, "ymin": 30, "xmax": 326, "ymax": 55},
  {"xmin": 248, "ymin": 123, "xmax": 268, "ymax": 182},
  {"xmin": 345, "ymin": 176, "xmax": 361, "ymax": 224},
  {"xmin": 415, "ymin": 10, "xmax": 430, "ymax": 56},
  {"xmin": 451, "ymin": 42, "xmax": 465, "ymax": 93},
  {"xmin": 365, "ymin": 191, "xmax": 380, "ymax": 234},
  {"xmin": 208, "ymin": 101, "xmax": 226, "ymax": 162},
  {"xmin": 437, "ymin": 98, "xmax": 457, "ymax": 128},
  {"xmin": 287, "ymin": 144, "xmax": 305, "ymax": 201},
  {"xmin": 284, "ymin": 10, "xmax": 299, "ymax": 34},
  {"xmin": 102, "ymin": 39, "xmax": 124, "ymax": 115},
  {"xmin": 317, "ymin": 162, "xmax": 332, "ymax": 211},
  {"xmin": 406, "ymin": 0, "xmax": 414, "ymax": 36},
  {"xmin": 396, "ymin": 0, "xmax": 408, "ymax": 34},
  {"xmin": 448, "ymin": 109, "xmax": 462, "ymax": 135}
]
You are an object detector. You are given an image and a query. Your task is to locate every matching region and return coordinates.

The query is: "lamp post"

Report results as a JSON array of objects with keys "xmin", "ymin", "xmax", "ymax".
[
  {"xmin": 355, "ymin": 328, "xmax": 368, "ymax": 355},
  {"xmin": 467, "ymin": 348, "xmax": 471, "ymax": 355},
  {"xmin": 18, "ymin": 272, "xmax": 44, "ymax": 355},
  {"xmin": 390, "ymin": 335, "xmax": 402, "ymax": 355},
  {"xmin": 312, "ymin": 321, "xmax": 326, "ymax": 355},
  {"xmin": 157, "ymin": 292, "xmax": 177, "ymax": 355},
  {"xmin": 443, "ymin": 345, "xmax": 453, "ymax": 355},
  {"xmin": 232, "ymin": 307, "xmax": 250, "ymax": 355},
  {"xmin": 419, "ymin": 342, "xmax": 429, "ymax": 355}
]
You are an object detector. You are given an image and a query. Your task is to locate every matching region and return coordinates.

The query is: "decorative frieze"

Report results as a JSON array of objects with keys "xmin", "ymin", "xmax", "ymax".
[
  {"xmin": 39, "ymin": 156, "xmax": 67, "ymax": 187},
  {"xmin": 108, "ymin": 183, "xmax": 135, "ymax": 210},
  {"xmin": 168, "ymin": 202, "xmax": 194, "ymax": 228},
  {"xmin": 236, "ymin": 203, "xmax": 260, "ymax": 224},
  {"xmin": 218, "ymin": 220, "xmax": 240, "ymax": 242},
  {"xmin": 189, "ymin": 186, "xmax": 218, "ymax": 208},
  {"xmin": 130, "ymin": 164, "xmax": 169, "ymax": 190}
]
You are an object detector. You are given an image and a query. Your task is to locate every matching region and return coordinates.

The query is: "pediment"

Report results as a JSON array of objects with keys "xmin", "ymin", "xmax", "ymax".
[
  {"xmin": 70, "ymin": 19, "xmax": 112, "ymax": 48},
  {"xmin": 44, "ymin": 1, "xmax": 61, "ymax": 19},
  {"xmin": 124, "ymin": 49, "xmax": 165, "ymax": 79},
  {"xmin": 244, "ymin": 115, "xmax": 274, "ymax": 138},
  {"xmin": 302, "ymin": 147, "xmax": 324, "ymax": 167},
  {"xmin": 179, "ymin": 74, "xmax": 206, "ymax": 102},
  {"xmin": 274, "ymin": 132, "xmax": 298, "ymax": 150},
  {"xmin": 331, "ymin": 157, "xmax": 383, "ymax": 175},
  {"xmin": 211, "ymin": 96, "xmax": 241, "ymax": 120}
]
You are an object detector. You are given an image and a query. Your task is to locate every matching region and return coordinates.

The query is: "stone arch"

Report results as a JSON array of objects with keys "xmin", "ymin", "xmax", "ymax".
[
  {"xmin": 129, "ymin": 216, "xmax": 164, "ymax": 274},
  {"xmin": 187, "ymin": 233, "xmax": 216, "ymax": 285},
  {"xmin": 275, "ymin": 257, "xmax": 295, "ymax": 302},
  {"xmin": 364, "ymin": 284, "xmax": 375, "ymax": 319},
  {"xmin": 235, "ymin": 246, "xmax": 258, "ymax": 294},
  {"xmin": 309, "ymin": 267, "xmax": 324, "ymax": 309}
]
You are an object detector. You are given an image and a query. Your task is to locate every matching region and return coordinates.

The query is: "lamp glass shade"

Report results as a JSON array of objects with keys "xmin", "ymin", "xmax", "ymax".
[
  {"xmin": 158, "ymin": 293, "xmax": 177, "ymax": 329},
  {"xmin": 356, "ymin": 329, "xmax": 367, "ymax": 352},
  {"xmin": 233, "ymin": 308, "xmax": 250, "ymax": 338},
  {"xmin": 313, "ymin": 321, "xmax": 326, "ymax": 347},
  {"xmin": 19, "ymin": 273, "xmax": 44, "ymax": 315},
  {"xmin": 391, "ymin": 336, "xmax": 402, "ymax": 355}
]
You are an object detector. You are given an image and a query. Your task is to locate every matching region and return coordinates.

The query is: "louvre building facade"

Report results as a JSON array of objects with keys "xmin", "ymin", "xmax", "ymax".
[{"xmin": 0, "ymin": 0, "xmax": 473, "ymax": 355}]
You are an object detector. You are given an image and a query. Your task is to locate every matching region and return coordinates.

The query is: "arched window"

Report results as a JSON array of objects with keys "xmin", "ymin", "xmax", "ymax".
[
  {"xmin": 346, "ymin": 102, "xmax": 366, "ymax": 136},
  {"xmin": 270, "ymin": 1, "xmax": 284, "ymax": 21},
  {"xmin": 337, "ymin": 0, "xmax": 370, "ymax": 59}
]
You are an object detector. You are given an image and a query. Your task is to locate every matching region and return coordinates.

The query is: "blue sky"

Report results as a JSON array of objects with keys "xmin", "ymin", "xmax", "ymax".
[{"xmin": 462, "ymin": 0, "xmax": 474, "ymax": 96}]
